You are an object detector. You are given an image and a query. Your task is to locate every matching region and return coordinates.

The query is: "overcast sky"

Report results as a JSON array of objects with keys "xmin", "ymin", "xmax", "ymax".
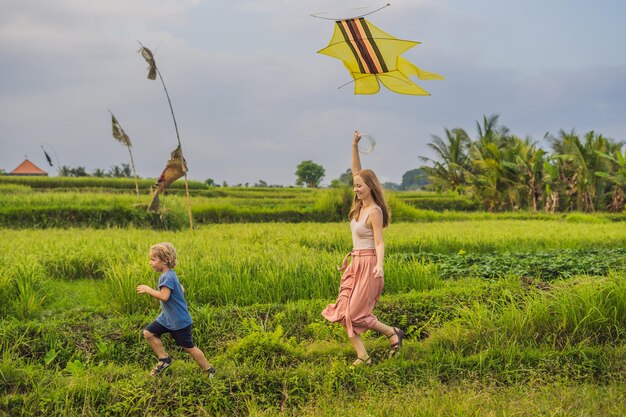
[{"xmin": 1, "ymin": 0, "xmax": 625, "ymax": 186}]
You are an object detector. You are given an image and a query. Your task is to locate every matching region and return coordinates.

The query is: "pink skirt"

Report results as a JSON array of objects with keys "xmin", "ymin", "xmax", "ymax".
[{"xmin": 322, "ymin": 249, "xmax": 384, "ymax": 337}]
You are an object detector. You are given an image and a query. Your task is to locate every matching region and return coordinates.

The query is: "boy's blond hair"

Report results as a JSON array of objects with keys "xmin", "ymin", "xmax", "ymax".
[{"xmin": 150, "ymin": 242, "xmax": 177, "ymax": 268}]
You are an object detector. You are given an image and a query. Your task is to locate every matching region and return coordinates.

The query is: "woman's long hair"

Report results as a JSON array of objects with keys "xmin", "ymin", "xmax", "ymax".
[{"xmin": 348, "ymin": 169, "xmax": 390, "ymax": 227}]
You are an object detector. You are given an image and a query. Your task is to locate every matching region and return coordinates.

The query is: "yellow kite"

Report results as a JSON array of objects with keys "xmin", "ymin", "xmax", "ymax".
[{"xmin": 318, "ymin": 17, "xmax": 443, "ymax": 95}]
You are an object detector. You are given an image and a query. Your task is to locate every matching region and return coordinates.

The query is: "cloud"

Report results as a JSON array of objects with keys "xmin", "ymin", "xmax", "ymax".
[{"xmin": 1, "ymin": 0, "xmax": 625, "ymax": 186}]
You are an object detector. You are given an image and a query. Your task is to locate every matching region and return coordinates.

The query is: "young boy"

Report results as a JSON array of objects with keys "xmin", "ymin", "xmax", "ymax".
[{"xmin": 137, "ymin": 242, "xmax": 215, "ymax": 377}]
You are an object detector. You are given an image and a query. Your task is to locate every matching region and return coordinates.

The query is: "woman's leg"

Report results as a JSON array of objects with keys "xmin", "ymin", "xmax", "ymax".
[
  {"xmin": 371, "ymin": 320, "xmax": 405, "ymax": 356},
  {"xmin": 371, "ymin": 321, "xmax": 398, "ymax": 343},
  {"xmin": 349, "ymin": 334, "xmax": 369, "ymax": 362}
]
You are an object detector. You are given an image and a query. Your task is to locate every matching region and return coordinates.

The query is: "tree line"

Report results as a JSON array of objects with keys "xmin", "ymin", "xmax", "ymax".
[
  {"xmin": 302, "ymin": 163, "xmax": 429, "ymax": 191},
  {"xmin": 57, "ymin": 164, "xmax": 134, "ymax": 178},
  {"xmin": 419, "ymin": 114, "xmax": 625, "ymax": 212}
]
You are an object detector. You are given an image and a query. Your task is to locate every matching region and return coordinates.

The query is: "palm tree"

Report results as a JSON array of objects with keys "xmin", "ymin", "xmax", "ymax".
[
  {"xmin": 58, "ymin": 165, "xmax": 72, "ymax": 177},
  {"xmin": 542, "ymin": 157, "xmax": 562, "ymax": 212},
  {"xmin": 92, "ymin": 168, "xmax": 106, "ymax": 177},
  {"xmin": 71, "ymin": 166, "xmax": 88, "ymax": 177},
  {"xmin": 511, "ymin": 136, "xmax": 546, "ymax": 211},
  {"xmin": 466, "ymin": 114, "xmax": 513, "ymax": 211},
  {"xmin": 419, "ymin": 128, "xmax": 471, "ymax": 192},
  {"xmin": 595, "ymin": 145, "xmax": 626, "ymax": 212},
  {"xmin": 108, "ymin": 165, "xmax": 124, "ymax": 178},
  {"xmin": 121, "ymin": 163, "xmax": 132, "ymax": 178},
  {"xmin": 420, "ymin": 114, "xmax": 621, "ymax": 213},
  {"xmin": 549, "ymin": 130, "xmax": 615, "ymax": 211},
  {"xmin": 467, "ymin": 141, "xmax": 511, "ymax": 211},
  {"xmin": 474, "ymin": 114, "xmax": 510, "ymax": 150}
]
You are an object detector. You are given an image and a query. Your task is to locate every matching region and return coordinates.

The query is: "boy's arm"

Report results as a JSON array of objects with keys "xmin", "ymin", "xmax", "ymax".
[{"xmin": 136, "ymin": 284, "xmax": 171, "ymax": 302}]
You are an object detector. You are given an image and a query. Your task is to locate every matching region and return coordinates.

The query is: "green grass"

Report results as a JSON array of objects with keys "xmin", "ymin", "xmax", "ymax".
[
  {"xmin": 1, "ymin": 221, "xmax": 626, "ymax": 312},
  {"xmin": 0, "ymin": 175, "xmax": 206, "ymax": 190},
  {"xmin": 2, "ymin": 284, "xmax": 625, "ymax": 415},
  {"xmin": 296, "ymin": 382, "xmax": 626, "ymax": 417},
  {"xmin": 1, "ymin": 220, "xmax": 626, "ymax": 415},
  {"xmin": 3, "ymin": 181, "xmax": 625, "ymax": 229}
]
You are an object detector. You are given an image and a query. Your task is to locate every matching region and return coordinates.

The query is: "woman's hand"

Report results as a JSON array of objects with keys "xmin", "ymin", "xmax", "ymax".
[
  {"xmin": 352, "ymin": 131, "xmax": 361, "ymax": 146},
  {"xmin": 373, "ymin": 265, "xmax": 384, "ymax": 279}
]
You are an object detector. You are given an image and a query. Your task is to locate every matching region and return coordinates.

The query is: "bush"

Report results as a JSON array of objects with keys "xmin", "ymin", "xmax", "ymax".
[
  {"xmin": 0, "ymin": 176, "xmax": 207, "ymax": 191},
  {"xmin": 0, "ymin": 206, "xmax": 187, "ymax": 230},
  {"xmin": 400, "ymin": 197, "xmax": 479, "ymax": 211},
  {"xmin": 0, "ymin": 184, "xmax": 32, "ymax": 194}
]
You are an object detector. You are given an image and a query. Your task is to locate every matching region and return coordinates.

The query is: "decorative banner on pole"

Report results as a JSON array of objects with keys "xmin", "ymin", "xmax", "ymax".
[
  {"xmin": 111, "ymin": 112, "xmax": 132, "ymax": 146},
  {"xmin": 109, "ymin": 110, "xmax": 140, "ymax": 197},
  {"xmin": 41, "ymin": 146, "xmax": 53, "ymax": 167},
  {"xmin": 138, "ymin": 42, "xmax": 194, "ymax": 229},
  {"xmin": 139, "ymin": 45, "xmax": 157, "ymax": 80},
  {"xmin": 148, "ymin": 145, "xmax": 188, "ymax": 212}
]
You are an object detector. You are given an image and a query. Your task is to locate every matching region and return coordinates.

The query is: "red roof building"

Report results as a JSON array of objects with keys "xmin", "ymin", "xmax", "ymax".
[{"xmin": 8, "ymin": 159, "xmax": 48, "ymax": 176}]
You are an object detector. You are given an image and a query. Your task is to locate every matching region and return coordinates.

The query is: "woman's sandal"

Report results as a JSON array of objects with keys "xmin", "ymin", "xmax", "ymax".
[
  {"xmin": 351, "ymin": 355, "xmax": 372, "ymax": 366},
  {"xmin": 388, "ymin": 327, "xmax": 405, "ymax": 357}
]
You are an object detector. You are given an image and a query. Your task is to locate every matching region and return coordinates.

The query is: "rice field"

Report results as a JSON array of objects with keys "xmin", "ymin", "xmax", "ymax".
[{"xmin": 1, "ymin": 219, "xmax": 625, "ymax": 416}]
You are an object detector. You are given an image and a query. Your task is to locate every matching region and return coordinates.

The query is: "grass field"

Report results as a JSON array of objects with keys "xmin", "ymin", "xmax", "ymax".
[{"xmin": 1, "ymin": 220, "xmax": 625, "ymax": 416}]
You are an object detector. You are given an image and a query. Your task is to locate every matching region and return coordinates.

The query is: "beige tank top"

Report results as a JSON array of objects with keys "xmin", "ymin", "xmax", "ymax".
[{"xmin": 350, "ymin": 205, "xmax": 381, "ymax": 249}]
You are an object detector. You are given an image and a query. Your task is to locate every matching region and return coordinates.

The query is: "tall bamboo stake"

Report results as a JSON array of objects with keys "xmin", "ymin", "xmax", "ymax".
[
  {"xmin": 139, "ymin": 42, "xmax": 193, "ymax": 230},
  {"xmin": 109, "ymin": 110, "xmax": 140, "ymax": 198},
  {"xmin": 127, "ymin": 146, "xmax": 140, "ymax": 197}
]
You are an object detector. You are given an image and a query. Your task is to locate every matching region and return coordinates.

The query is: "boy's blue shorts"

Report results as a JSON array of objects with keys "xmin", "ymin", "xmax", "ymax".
[{"xmin": 145, "ymin": 321, "xmax": 194, "ymax": 349}]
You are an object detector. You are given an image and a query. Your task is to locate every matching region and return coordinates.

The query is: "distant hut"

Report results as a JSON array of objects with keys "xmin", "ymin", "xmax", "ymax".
[{"xmin": 8, "ymin": 159, "xmax": 48, "ymax": 176}]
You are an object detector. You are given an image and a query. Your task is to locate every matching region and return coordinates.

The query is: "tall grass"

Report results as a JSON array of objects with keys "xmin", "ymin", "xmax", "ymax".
[
  {"xmin": 427, "ymin": 274, "xmax": 626, "ymax": 353},
  {"xmin": 2, "ymin": 276, "xmax": 625, "ymax": 415},
  {"xmin": 3, "ymin": 184, "xmax": 625, "ymax": 228},
  {"xmin": 0, "ymin": 175, "xmax": 206, "ymax": 190},
  {"xmin": 386, "ymin": 219, "xmax": 626, "ymax": 253},
  {"xmin": 0, "ymin": 259, "xmax": 47, "ymax": 319},
  {"xmin": 3, "ymin": 218, "xmax": 626, "ymax": 415},
  {"xmin": 0, "ymin": 221, "xmax": 625, "ymax": 315},
  {"xmin": 0, "ymin": 184, "xmax": 32, "ymax": 194},
  {"xmin": 103, "ymin": 258, "xmax": 155, "ymax": 315},
  {"xmin": 296, "ymin": 382, "xmax": 626, "ymax": 417}
]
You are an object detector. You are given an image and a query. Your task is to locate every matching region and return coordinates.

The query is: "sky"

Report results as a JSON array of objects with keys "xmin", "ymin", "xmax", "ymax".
[{"xmin": 1, "ymin": 0, "xmax": 625, "ymax": 186}]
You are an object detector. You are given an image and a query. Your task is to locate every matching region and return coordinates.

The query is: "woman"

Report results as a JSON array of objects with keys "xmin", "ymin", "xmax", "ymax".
[{"xmin": 322, "ymin": 131, "xmax": 405, "ymax": 365}]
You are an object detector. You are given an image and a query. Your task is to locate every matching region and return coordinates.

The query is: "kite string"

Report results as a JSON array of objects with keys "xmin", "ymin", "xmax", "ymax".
[
  {"xmin": 356, "ymin": 95, "xmax": 362, "ymax": 133},
  {"xmin": 311, "ymin": 3, "xmax": 391, "ymax": 20}
]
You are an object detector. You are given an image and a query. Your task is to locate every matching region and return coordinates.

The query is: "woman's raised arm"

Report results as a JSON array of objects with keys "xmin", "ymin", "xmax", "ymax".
[{"xmin": 351, "ymin": 131, "xmax": 362, "ymax": 176}]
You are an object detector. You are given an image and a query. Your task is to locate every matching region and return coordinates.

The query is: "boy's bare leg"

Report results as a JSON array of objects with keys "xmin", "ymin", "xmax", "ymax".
[
  {"xmin": 143, "ymin": 330, "xmax": 168, "ymax": 359},
  {"xmin": 184, "ymin": 346, "xmax": 211, "ymax": 370}
]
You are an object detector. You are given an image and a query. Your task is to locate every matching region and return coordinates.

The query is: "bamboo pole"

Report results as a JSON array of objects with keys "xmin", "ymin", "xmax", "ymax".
[
  {"xmin": 154, "ymin": 66, "xmax": 193, "ymax": 230},
  {"xmin": 127, "ymin": 146, "xmax": 140, "ymax": 197},
  {"xmin": 139, "ymin": 42, "xmax": 193, "ymax": 230}
]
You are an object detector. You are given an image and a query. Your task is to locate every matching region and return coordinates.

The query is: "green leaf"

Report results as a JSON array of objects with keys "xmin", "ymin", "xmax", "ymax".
[
  {"xmin": 44, "ymin": 349, "xmax": 58, "ymax": 366},
  {"xmin": 65, "ymin": 359, "xmax": 85, "ymax": 376}
]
